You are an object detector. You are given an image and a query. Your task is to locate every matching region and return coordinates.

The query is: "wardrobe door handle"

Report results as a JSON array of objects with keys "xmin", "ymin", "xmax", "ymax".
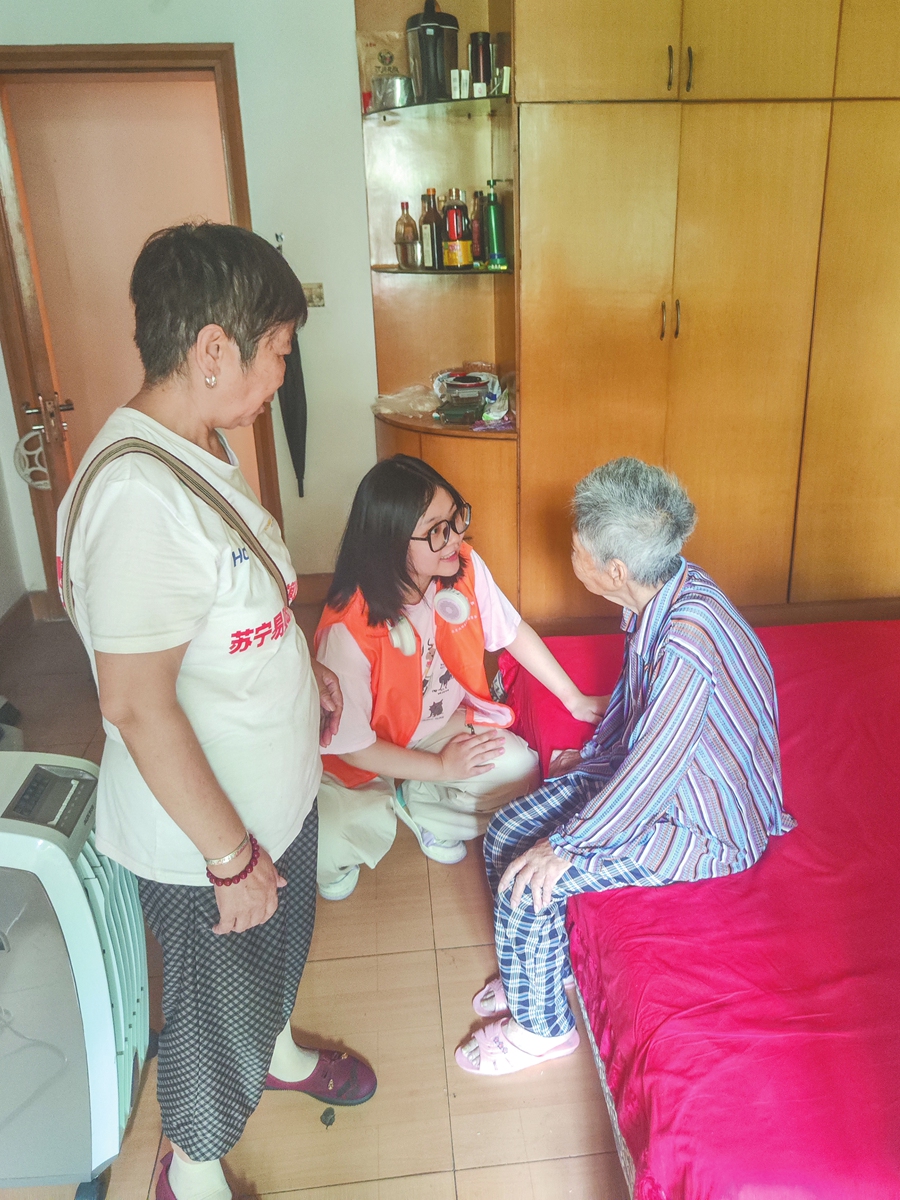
[
  {"xmin": 686, "ymin": 46, "xmax": 694, "ymax": 92},
  {"xmin": 674, "ymin": 299, "xmax": 681, "ymax": 338},
  {"xmin": 667, "ymin": 45, "xmax": 674, "ymax": 90},
  {"xmin": 660, "ymin": 301, "xmax": 667, "ymax": 339}
]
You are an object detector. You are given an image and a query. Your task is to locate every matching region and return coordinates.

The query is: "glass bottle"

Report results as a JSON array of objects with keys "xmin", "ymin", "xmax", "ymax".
[
  {"xmin": 420, "ymin": 188, "xmax": 443, "ymax": 270},
  {"xmin": 471, "ymin": 189, "xmax": 485, "ymax": 264},
  {"xmin": 394, "ymin": 201, "xmax": 421, "ymax": 270},
  {"xmin": 443, "ymin": 189, "xmax": 473, "ymax": 270}
]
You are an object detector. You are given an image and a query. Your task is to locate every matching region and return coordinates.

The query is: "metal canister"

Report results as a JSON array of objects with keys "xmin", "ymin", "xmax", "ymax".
[{"xmin": 406, "ymin": 0, "xmax": 459, "ymax": 103}]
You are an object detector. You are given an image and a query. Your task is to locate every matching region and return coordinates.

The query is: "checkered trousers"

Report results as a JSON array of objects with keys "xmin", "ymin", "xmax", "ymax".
[
  {"xmin": 139, "ymin": 804, "xmax": 318, "ymax": 1161},
  {"xmin": 484, "ymin": 785, "xmax": 674, "ymax": 1038}
]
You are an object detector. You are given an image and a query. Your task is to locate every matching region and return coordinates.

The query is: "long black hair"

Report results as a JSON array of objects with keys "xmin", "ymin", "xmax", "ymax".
[{"xmin": 328, "ymin": 455, "xmax": 467, "ymax": 626}]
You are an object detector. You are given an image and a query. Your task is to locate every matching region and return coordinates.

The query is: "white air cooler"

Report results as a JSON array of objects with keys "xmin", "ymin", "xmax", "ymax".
[{"xmin": 0, "ymin": 751, "xmax": 149, "ymax": 1190}]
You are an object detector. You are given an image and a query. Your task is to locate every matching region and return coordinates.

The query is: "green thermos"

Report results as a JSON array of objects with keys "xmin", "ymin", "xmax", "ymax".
[{"xmin": 484, "ymin": 179, "xmax": 508, "ymax": 270}]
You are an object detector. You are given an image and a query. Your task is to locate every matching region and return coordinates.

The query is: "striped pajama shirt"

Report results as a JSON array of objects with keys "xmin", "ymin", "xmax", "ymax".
[{"xmin": 487, "ymin": 559, "xmax": 794, "ymax": 1038}]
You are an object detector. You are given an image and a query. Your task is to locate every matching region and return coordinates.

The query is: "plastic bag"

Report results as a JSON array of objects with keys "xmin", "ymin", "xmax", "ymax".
[{"xmin": 372, "ymin": 385, "xmax": 440, "ymax": 417}]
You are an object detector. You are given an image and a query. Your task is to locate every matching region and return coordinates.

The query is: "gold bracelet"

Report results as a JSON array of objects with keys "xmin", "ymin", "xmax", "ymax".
[{"xmin": 204, "ymin": 831, "xmax": 250, "ymax": 867}]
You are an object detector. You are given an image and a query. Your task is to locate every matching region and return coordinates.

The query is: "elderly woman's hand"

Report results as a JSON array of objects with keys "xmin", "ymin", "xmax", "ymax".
[
  {"xmin": 567, "ymin": 693, "xmax": 610, "ymax": 724},
  {"xmin": 211, "ymin": 845, "xmax": 287, "ymax": 935},
  {"xmin": 499, "ymin": 837, "xmax": 572, "ymax": 913},
  {"xmin": 312, "ymin": 661, "xmax": 343, "ymax": 747}
]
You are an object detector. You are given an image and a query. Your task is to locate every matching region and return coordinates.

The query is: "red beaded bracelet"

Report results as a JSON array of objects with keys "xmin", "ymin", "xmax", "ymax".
[{"xmin": 207, "ymin": 833, "xmax": 260, "ymax": 886}]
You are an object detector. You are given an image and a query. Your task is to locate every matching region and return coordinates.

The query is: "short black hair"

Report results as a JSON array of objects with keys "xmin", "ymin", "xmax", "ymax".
[
  {"xmin": 130, "ymin": 222, "xmax": 308, "ymax": 385},
  {"xmin": 328, "ymin": 455, "xmax": 467, "ymax": 626}
]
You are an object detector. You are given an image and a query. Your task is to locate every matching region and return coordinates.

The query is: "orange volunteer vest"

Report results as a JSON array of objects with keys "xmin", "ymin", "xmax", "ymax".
[{"xmin": 315, "ymin": 544, "xmax": 514, "ymax": 787}]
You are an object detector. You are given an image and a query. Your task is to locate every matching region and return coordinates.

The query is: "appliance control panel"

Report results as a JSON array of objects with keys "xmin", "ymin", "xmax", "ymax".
[{"xmin": 0, "ymin": 754, "xmax": 97, "ymax": 858}]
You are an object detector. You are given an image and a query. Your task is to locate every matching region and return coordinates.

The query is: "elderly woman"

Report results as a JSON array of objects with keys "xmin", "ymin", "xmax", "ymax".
[
  {"xmin": 56, "ymin": 223, "xmax": 375, "ymax": 1200},
  {"xmin": 455, "ymin": 457, "xmax": 795, "ymax": 1076}
]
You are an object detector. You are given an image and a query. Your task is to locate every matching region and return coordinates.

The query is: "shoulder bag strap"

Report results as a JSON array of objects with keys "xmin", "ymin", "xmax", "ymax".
[{"xmin": 60, "ymin": 437, "xmax": 289, "ymax": 621}]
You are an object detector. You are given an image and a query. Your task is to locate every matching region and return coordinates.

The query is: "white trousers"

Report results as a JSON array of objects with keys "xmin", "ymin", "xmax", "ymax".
[{"xmin": 316, "ymin": 708, "xmax": 540, "ymax": 886}]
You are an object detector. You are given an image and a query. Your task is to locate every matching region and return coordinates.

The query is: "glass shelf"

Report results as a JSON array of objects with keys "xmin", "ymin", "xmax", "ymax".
[
  {"xmin": 372, "ymin": 264, "xmax": 511, "ymax": 275},
  {"xmin": 364, "ymin": 95, "xmax": 510, "ymax": 121}
]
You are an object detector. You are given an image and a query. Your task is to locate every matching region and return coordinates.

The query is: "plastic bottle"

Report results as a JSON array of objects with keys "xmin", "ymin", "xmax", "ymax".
[
  {"xmin": 484, "ymin": 180, "xmax": 508, "ymax": 270},
  {"xmin": 443, "ymin": 189, "xmax": 473, "ymax": 269}
]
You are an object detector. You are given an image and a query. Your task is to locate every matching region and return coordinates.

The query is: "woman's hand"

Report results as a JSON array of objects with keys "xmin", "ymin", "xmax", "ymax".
[
  {"xmin": 211, "ymin": 843, "xmax": 287, "ymax": 935},
  {"xmin": 499, "ymin": 837, "xmax": 571, "ymax": 912},
  {"xmin": 567, "ymin": 693, "xmax": 610, "ymax": 724},
  {"xmin": 312, "ymin": 660, "xmax": 343, "ymax": 747},
  {"xmin": 438, "ymin": 728, "xmax": 506, "ymax": 781},
  {"xmin": 547, "ymin": 747, "xmax": 584, "ymax": 776}
]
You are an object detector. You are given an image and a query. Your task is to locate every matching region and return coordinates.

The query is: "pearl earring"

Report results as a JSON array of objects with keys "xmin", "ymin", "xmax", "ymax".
[{"xmin": 205, "ymin": 375, "xmax": 217, "ymax": 388}]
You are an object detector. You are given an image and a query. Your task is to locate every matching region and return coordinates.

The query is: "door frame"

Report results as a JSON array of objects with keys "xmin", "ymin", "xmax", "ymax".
[{"xmin": 0, "ymin": 43, "xmax": 284, "ymax": 608}]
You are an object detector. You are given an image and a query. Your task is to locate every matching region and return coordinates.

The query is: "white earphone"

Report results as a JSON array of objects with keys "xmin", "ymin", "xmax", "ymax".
[
  {"xmin": 434, "ymin": 587, "xmax": 471, "ymax": 626},
  {"xmin": 388, "ymin": 616, "xmax": 417, "ymax": 656}
]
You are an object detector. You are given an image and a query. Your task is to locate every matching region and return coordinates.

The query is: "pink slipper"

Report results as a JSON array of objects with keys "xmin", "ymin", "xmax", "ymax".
[
  {"xmin": 455, "ymin": 1018, "xmax": 580, "ymax": 1076},
  {"xmin": 472, "ymin": 975, "xmax": 577, "ymax": 1018},
  {"xmin": 155, "ymin": 1152, "xmax": 176, "ymax": 1200},
  {"xmin": 472, "ymin": 977, "xmax": 509, "ymax": 1017}
]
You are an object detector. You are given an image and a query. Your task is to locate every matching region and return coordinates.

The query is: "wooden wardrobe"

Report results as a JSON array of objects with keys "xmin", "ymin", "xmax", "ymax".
[{"xmin": 515, "ymin": 0, "xmax": 900, "ymax": 620}]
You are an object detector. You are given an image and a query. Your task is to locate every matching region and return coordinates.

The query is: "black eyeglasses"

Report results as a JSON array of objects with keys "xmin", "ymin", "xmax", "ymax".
[{"xmin": 410, "ymin": 503, "xmax": 472, "ymax": 552}]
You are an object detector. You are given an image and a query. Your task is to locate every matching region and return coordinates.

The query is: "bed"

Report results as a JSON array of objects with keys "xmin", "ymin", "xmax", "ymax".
[{"xmin": 499, "ymin": 621, "xmax": 900, "ymax": 1200}]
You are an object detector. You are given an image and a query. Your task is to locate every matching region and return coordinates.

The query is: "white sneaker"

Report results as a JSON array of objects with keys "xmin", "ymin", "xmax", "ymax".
[
  {"xmin": 417, "ymin": 829, "xmax": 467, "ymax": 864},
  {"xmin": 394, "ymin": 788, "xmax": 467, "ymax": 864},
  {"xmin": 318, "ymin": 864, "xmax": 360, "ymax": 901}
]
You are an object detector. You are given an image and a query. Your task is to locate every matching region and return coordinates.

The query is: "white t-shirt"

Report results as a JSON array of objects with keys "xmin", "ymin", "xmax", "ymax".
[
  {"xmin": 56, "ymin": 406, "xmax": 321, "ymax": 885},
  {"xmin": 318, "ymin": 550, "xmax": 520, "ymax": 756}
]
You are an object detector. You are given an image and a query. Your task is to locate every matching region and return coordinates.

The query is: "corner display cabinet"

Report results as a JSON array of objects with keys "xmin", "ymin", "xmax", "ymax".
[{"xmin": 358, "ymin": 0, "xmax": 900, "ymax": 622}]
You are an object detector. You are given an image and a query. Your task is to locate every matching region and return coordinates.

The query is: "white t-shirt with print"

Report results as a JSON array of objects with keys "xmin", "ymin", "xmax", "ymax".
[
  {"xmin": 56, "ymin": 406, "xmax": 321, "ymax": 885},
  {"xmin": 318, "ymin": 550, "xmax": 520, "ymax": 756}
]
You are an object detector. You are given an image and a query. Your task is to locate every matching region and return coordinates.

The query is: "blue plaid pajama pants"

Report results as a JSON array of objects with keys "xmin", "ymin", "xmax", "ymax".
[{"xmin": 484, "ymin": 782, "xmax": 672, "ymax": 1038}]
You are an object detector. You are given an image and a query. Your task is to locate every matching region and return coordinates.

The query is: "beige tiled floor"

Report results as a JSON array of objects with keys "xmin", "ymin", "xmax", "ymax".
[{"xmin": 0, "ymin": 617, "xmax": 628, "ymax": 1200}]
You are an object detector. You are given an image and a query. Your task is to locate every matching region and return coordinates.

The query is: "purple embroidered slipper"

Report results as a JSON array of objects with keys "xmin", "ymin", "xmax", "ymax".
[{"xmin": 266, "ymin": 1048, "xmax": 377, "ymax": 1106}]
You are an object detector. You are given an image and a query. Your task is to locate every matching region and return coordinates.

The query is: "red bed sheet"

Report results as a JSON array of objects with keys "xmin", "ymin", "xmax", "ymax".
[{"xmin": 499, "ymin": 622, "xmax": 900, "ymax": 1199}]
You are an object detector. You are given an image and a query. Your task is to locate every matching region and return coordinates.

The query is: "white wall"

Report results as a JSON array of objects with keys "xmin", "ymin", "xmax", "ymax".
[{"xmin": 0, "ymin": 0, "xmax": 379, "ymax": 576}]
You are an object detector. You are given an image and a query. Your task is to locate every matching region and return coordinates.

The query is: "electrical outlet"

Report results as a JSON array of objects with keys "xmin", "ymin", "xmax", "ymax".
[{"xmin": 303, "ymin": 283, "xmax": 325, "ymax": 308}]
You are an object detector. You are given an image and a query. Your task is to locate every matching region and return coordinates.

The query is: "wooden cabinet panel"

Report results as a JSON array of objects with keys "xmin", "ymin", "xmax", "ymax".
[
  {"xmin": 374, "ymin": 417, "xmax": 421, "ymax": 460},
  {"xmin": 680, "ymin": 0, "xmax": 841, "ymax": 98},
  {"xmin": 371, "ymin": 273, "xmax": 498, "ymax": 394},
  {"xmin": 792, "ymin": 103, "xmax": 900, "ymax": 601},
  {"xmin": 835, "ymin": 0, "xmax": 900, "ymax": 97},
  {"xmin": 515, "ymin": 0, "xmax": 682, "ymax": 102},
  {"xmin": 518, "ymin": 104, "xmax": 680, "ymax": 620},
  {"xmin": 419, "ymin": 432, "xmax": 519, "ymax": 601},
  {"xmin": 664, "ymin": 103, "xmax": 830, "ymax": 604}
]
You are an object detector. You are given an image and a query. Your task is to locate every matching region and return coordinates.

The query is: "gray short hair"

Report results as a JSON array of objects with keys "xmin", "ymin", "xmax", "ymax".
[{"xmin": 573, "ymin": 458, "xmax": 697, "ymax": 587}]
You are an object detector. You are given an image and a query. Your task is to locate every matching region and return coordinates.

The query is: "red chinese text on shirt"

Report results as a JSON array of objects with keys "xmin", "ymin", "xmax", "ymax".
[{"xmin": 229, "ymin": 605, "xmax": 293, "ymax": 654}]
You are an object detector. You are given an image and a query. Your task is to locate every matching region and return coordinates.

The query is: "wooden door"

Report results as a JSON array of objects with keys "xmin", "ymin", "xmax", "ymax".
[
  {"xmin": 679, "ymin": 0, "xmax": 841, "ymax": 98},
  {"xmin": 518, "ymin": 104, "xmax": 680, "ymax": 620},
  {"xmin": 664, "ymin": 103, "xmax": 830, "ymax": 604},
  {"xmin": 791, "ymin": 103, "xmax": 900, "ymax": 601},
  {"xmin": 0, "ymin": 46, "xmax": 278, "ymax": 605},
  {"xmin": 515, "ymin": 0, "xmax": 682, "ymax": 102},
  {"xmin": 835, "ymin": 0, "xmax": 900, "ymax": 97},
  {"xmin": 0, "ymin": 85, "xmax": 72, "ymax": 605}
]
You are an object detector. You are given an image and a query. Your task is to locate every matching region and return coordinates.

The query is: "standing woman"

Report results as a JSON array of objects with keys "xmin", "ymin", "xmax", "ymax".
[
  {"xmin": 57, "ymin": 224, "xmax": 375, "ymax": 1200},
  {"xmin": 315, "ymin": 455, "xmax": 606, "ymax": 900}
]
